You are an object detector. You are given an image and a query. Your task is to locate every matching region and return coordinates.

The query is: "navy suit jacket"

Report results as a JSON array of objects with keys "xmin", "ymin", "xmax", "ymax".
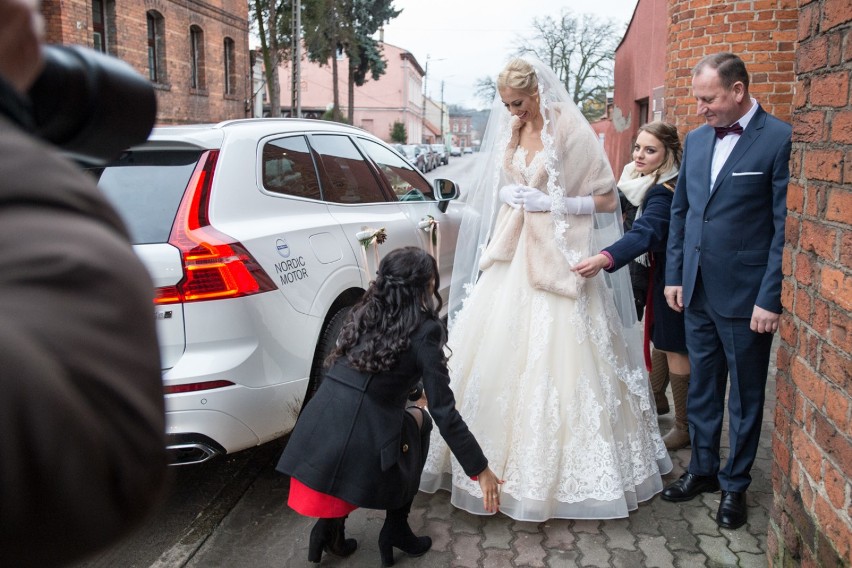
[{"xmin": 666, "ymin": 105, "xmax": 791, "ymax": 319}]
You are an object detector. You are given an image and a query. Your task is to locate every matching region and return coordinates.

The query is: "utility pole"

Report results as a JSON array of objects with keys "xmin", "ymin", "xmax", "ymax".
[
  {"xmin": 291, "ymin": 0, "xmax": 301, "ymax": 118},
  {"xmin": 420, "ymin": 55, "xmax": 429, "ymax": 143},
  {"xmin": 439, "ymin": 80, "xmax": 445, "ymax": 146}
]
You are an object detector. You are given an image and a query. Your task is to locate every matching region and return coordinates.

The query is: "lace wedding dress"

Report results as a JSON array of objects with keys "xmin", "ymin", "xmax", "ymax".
[{"xmin": 419, "ymin": 147, "xmax": 673, "ymax": 521}]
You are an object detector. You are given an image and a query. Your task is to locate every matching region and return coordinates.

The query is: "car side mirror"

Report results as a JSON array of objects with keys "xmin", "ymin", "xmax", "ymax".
[{"xmin": 433, "ymin": 178, "xmax": 460, "ymax": 212}]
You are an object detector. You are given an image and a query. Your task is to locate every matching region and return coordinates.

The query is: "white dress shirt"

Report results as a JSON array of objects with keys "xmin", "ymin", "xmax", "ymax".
[{"xmin": 710, "ymin": 98, "xmax": 759, "ymax": 191}]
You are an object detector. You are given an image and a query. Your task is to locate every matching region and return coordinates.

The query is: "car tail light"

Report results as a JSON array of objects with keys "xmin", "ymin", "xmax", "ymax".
[
  {"xmin": 154, "ymin": 150, "xmax": 277, "ymax": 304},
  {"xmin": 163, "ymin": 380, "xmax": 235, "ymax": 394}
]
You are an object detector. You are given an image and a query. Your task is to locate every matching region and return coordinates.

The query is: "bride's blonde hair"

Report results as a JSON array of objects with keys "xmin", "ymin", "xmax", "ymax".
[{"xmin": 497, "ymin": 58, "xmax": 538, "ymax": 96}]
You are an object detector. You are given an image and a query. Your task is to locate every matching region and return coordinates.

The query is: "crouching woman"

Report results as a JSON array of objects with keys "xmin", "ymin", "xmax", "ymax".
[{"xmin": 276, "ymin": 246, "xmax": 502, "ymax": 566}]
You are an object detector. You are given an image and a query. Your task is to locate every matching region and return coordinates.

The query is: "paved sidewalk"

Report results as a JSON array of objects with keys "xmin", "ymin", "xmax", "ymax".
[{"xmin": 189, "ymin": 363, "xmax": 776, "ymax": 567}]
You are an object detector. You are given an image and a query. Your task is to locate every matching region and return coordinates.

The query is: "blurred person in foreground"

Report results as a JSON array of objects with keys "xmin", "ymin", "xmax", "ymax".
[
  {"xmin": 661, "ymin": 52, "xmax": 791, "ymax": 530},
  {"xmin": 277, "ymin": 247, "xmax": 501, "ymax": 566},
  {"xmin": 573, "ymin": 121, "xmax": 692, "ymax": 451},
  {"xmin": 0, "ymin": 0, "xmax": 169, "ymax": 565},
  {"xmin": 419, "ymin": 55, "xmax": 671, "ymax": 521}
]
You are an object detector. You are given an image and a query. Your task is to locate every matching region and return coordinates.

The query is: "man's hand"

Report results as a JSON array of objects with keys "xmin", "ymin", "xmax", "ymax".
[
  {"xmin": 750, "ymin": 305, "xmax": 780, "ymax": 333},
  {"xmin": 0, "ymin": 0, "xmax": 44, "ymax": 93},
  {"xmin": 664, "ymin": 285, "xmax": 683, "ymax": 313}
]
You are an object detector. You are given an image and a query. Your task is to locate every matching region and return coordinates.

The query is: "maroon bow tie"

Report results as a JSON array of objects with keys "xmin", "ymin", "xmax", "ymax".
[{"xmin": 714, "ymin": 123, "xmax": 743, "ymax": 139}]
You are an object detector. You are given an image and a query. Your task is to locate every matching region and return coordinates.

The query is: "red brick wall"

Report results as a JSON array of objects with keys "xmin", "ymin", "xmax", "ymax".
[
  {"xmin": 768, "ymin": 1, "xmax": 852, "ymax": 565},
  {"xmin": 41, "ymin": 0, "xmax": 250, "ymax": 124},
  {"xmin": 665, "ymin": 0, "xmax": 798, "ymax": 139}
]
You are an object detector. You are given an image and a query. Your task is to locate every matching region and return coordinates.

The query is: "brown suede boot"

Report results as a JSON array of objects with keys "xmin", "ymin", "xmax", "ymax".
[
  {"xmin": 663, "ymin": 372, "xmax": 691, "ymax": 450},
  {"xmin": 649, "ymin": 348, "xmax": 670, "ymax": 415}
]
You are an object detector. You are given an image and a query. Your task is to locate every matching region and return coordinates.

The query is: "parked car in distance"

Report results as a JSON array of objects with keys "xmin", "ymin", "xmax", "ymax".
[
  {"xmin": 417, "ymin": 143, "xmax": 439, "ymax": 171},
  {"xmin": 463, "ymin": 146, "xmax": 474, "ymax": 154},
  {"xmin": 431, "ymin": 143, "xmax": 449, "ymax": 165},
  {"xmin": 450, "ymin": 145, "xmax": 462, "ymax": 157},
  {"xmin": 397, "ymin": 143, "xmax": 428, "ymax": 172},
  {"xmin": 91, "ymin": 119, "xmax": 463, "ymax": 465}
]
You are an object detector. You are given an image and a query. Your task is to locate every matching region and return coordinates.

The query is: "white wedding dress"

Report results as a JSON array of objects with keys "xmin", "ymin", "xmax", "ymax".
[{"xmin": 419, "ymin": 148, "xmax": 672, "ymax": 521}]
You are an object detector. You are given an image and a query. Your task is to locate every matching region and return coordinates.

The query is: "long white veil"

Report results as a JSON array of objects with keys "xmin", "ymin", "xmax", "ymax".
[{"xmin": 448, "ymin": 55, "xmax": 641, "ymax": 368}]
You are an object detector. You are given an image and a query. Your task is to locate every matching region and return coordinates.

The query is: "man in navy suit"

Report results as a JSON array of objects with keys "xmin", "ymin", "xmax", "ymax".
[{"xmin": 661, "ymin": 52, "xmax": 791, "ymax": 530}]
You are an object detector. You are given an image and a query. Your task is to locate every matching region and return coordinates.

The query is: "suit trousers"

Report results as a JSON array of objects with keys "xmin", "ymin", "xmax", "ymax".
[{"xmin": 684, "ymin": 274, "xmax": 774, "ymax": 492}]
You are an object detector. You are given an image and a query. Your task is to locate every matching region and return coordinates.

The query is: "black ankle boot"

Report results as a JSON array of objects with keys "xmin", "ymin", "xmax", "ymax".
[
  {"xmin": 307, "ymin": 517, "xmax": 357, "ymax": 563},
  {"xmin": 378, "ymin": 500, "xmax": 431, "ymax": 567}
]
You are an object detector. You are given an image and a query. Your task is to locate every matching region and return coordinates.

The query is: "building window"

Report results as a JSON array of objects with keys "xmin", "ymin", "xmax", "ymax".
[
  {"xmin": 147, "ymin": 11, "xmax": 166, "ymax": 84},
  {"xmin": 637, "ymin": 97, "xmax": 649, "ymax": 126},
  {"xmin": 92, "ymin": 0, "xmax": 106, "ymax": 52},
  {"xmin": 224, "ymin": 37, "xmax": 236, "ymax": 95},
  {"xmin": 190, "ymin": 25, "xmax": 206, "ymax": 90},
  {"xmin": 92, "ymin": 0, "xmax": 116, "ymax": 55}
]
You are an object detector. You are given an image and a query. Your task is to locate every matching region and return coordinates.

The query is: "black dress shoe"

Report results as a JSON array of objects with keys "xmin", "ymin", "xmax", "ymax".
[
  {"xmin": 661, "ymin": 472, "xmax": 720, "ymax": 502},
  {"xmin": 717, "ymin": 491, "xmax": 748, "ymax": 529}
]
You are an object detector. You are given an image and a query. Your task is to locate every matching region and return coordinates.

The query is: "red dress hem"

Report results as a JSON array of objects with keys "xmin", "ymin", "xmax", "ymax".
[{"xmin": 288, "ymin": 478, "xmax": 358, "ymax": 518}]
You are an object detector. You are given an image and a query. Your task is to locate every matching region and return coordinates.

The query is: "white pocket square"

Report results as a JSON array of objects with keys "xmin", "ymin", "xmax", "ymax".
[{"xmin": 732, "ymin": 171, "xmax": 763, "ymax": 176}]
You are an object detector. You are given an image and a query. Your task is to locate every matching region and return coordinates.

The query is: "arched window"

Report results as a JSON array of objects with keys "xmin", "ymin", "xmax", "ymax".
[
  {"xmin": 223, "ymin": 37, "xmax": 236, "ymax": 96},
  {"xmin": 92, "ymin": 0, "xmax": 116, "ymax": 55},
  {"xmin": 146, "ymin": 11, "xmax": 166, "ymax": 84},
  {"xmin": 190, "ymin": 25, "xmax": 206, "ymax": 91}
]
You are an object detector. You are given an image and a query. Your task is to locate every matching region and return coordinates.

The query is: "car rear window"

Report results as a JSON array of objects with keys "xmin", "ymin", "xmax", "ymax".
[
  {"xmin": 92, "ymin": 150, "xmax": 202, "ymax": 244},
  {"xmin": 262, "ymin": 135, "xmax": 322, "ymax": 200}
]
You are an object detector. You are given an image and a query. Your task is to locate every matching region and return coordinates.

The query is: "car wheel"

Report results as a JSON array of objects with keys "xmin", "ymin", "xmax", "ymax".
[{"xmin": 304, "ymin": 305, "xmax": 350, "ymax": 405}]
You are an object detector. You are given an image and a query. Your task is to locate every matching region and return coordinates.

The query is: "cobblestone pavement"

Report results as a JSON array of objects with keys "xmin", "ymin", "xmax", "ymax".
[{"xmin": 187, "ymin": 364, "xmax": 776, "ymax": 568}]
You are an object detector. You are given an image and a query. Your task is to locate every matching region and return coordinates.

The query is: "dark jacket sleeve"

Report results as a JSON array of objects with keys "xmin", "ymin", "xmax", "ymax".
[
  {"xmin": 0, "ymin": 123, "xmax": 169, "ymax": 567},
  {"xmin": 604, "ymin": 185, "xmax": 673, "ymax": 272},
  {"xmin": 415, "ymin": 320, "xmax": 488, "ymax": 477}
]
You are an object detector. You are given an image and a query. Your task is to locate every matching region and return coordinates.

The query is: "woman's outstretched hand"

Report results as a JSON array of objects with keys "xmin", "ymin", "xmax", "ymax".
[
  {"xmin": 476, "ymin": 467, "xmax": 504, "ymax": 513},
  {"xmin": 572, "ymin": 254, "xmax": 609, "ymax": 278}
]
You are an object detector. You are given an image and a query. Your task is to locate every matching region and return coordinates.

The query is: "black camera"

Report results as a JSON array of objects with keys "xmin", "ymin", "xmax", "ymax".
[{"xmin": 27, "ymin": 45, "xmax": 157, "ymax": 165}]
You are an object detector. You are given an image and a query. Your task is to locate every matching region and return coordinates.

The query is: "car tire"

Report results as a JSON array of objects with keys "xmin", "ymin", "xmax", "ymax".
[{"xmin": 304, "ymin": 305, "xmax": 350, "ymax": 405}]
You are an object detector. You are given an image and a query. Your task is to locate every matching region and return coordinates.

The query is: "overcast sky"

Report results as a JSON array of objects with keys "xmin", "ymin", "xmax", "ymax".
[{"xmin": 380, "ymin": 0, "xmax": 639, "ymax": 109}]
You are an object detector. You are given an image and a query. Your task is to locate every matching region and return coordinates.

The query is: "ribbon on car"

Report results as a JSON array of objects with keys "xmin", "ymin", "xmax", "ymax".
[
  {"xmin": 418, "ymin": 215, "xmax": 440, "ymax": 269},
  {"xmin": 355, "ymin": 226, "xmax": 387, "ymax": 279}
]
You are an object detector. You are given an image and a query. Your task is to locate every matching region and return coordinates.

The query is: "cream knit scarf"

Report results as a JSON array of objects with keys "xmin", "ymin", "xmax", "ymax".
[{"xmin": 617, "ymin": 162, "xmax": 679, "ymax": 266}]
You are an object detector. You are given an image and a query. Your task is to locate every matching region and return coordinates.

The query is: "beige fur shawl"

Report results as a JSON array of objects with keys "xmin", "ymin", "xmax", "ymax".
[{"xmin": 478, "ymin": 103, "xmax": 615, "ymax": 298}]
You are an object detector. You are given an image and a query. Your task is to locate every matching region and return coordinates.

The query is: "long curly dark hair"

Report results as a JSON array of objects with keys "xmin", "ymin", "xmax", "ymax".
[{"xmin": 326, "ymin": 247, "xmax": 444, "ymax": 373}]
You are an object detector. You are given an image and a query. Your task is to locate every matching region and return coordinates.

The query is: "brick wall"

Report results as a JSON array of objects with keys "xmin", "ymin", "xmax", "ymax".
[
  {"xmin": 665, "ymin": 0, "xmax": 798, "ymax": 138},
  {"xmin": 41, "ymin": 0, "xmax": 250, "ymax": 124},
  {"xmin": 768, "ymin": 1, "xmax": 852, "ymax": 565}
]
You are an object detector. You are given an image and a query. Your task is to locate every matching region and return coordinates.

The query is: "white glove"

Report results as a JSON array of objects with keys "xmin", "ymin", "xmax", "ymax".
[
  {"xmin": 520, "ymin": 187, "xmax": 552, "ymax": 212},
  {"xmin": 498, "ymin": 184, "xmax": 525, "ymax": 209},
  {"xmin": 564, "ymin": 195, "xmax": 595, "ymax": 215}
]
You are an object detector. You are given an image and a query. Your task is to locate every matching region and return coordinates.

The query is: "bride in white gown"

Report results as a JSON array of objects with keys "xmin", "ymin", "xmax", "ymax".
[{"xmin": 419, "ymin": 56, "xmax": 672, "ymax": 521}]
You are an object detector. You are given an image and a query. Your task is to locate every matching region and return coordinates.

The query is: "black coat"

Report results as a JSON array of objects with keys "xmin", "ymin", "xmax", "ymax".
[
  {"xmin": 277, "ymin": 318, "xmax": 487, "ymax": 510},
  {"xmin": 604, "ymin": 182, "xmax": 686, "ymax": 353}
]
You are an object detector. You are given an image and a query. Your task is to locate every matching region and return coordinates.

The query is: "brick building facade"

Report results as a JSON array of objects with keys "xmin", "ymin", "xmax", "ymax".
[
  {"xmin": 41, "ymin": 0, "xmax": 250, "ymax": 124},
  {"xmin": 449, "ymin": 115, "xmax": 472, "ymax": 150},
  {"xmin": 609, "ymin": 1, "xmax": 850, "ymax": 565},
  {"xmin": 770, "ymin": 1, "xmax": 851, "ymax": 565},
  {"xmin": 661, "ymin": 1, "xmax": 850, "ymax": 565}
]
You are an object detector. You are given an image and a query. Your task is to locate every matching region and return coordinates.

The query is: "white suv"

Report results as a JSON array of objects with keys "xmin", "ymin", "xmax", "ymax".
[{"xmin": 93, "ymin": 119, "xmax": 462, "ymax": 464}]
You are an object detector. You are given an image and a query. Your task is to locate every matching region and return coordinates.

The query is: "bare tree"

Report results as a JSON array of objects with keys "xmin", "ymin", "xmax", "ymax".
[
  {"xmin": 474, "ymin": 76, "xmax": 497, "ymax": 107},
  {"xmin": 515, "ymin": 10, "xmax": 620, "ymax": 120}
]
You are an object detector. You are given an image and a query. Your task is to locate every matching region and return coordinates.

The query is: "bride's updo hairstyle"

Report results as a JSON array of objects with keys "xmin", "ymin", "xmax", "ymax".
[
  {"xmin": 326, "ymin": 247, "xmax": 445, "ymax": 373},
  {"xmin": 497, "ymin": 58, "xmax": 538, "ymax": 96}
]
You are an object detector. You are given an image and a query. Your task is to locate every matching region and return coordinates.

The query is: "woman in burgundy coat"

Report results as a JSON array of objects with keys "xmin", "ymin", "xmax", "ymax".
[{"xmin": 277, "ymin": 247, "xmax": 501, "ymax": 566}]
